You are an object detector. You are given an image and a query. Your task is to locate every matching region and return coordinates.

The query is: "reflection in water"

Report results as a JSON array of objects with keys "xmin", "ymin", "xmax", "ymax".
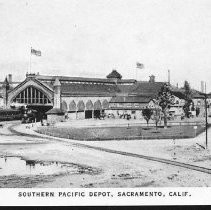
[
  {"xmin": 0, "ymin": 156, "xmax": 78, "ymax": 176},
  {"xmin": 26, "ymin": 160, "xmax": 36, "ymax": 167}
]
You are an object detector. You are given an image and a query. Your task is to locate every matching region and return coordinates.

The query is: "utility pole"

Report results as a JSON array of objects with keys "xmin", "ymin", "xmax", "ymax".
[
  {"xmin": 168, "ymin": 69, "xmax": 170, "ymax": 85},
  {"xmin": 205, "ymin": 82, "xmax": 208, "ymax": 149}
]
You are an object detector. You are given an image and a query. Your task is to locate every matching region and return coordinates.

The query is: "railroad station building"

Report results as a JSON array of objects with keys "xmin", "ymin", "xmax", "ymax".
[
  {"xmin": 0, "ymin": 70, "xmax": 208, "ymax": 122},
  {"xmin": 0, "ymin": 70, "xmax": 166, "ymax": 121}
]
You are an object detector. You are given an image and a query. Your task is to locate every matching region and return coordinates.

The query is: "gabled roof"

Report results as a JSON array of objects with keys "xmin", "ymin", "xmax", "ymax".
[
  {"xmin": 106, "ymin": 70, "xmax": 122, "ymax": 79},
  {"xmin": 170, "ymin": 87, "xmax": 186, "ymax": 99},
  {"xmin": 46, "ymin": 108, "xmax": 64, "ymax": 115},
  {"xmin": 9, "ymin": 77, "xmax": 54, "ymax": 94},
  {"xmin": 170, "ymin": 86, "xmax": 205, "ymax": 99}
]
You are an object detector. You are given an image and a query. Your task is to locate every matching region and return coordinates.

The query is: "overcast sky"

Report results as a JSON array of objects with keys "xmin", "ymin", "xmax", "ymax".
[{"xmin": 0, "ymin": 0, "xmax": 211, "ymax": 91}]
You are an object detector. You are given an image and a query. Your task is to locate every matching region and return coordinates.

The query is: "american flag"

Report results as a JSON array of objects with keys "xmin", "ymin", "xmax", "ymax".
[
  {"xmin": 136, "ymin": 62, "xmax": 144, "ymax": 69},
  {"xmin": 31, "ymin": 48, "xmax": 41, "ymax": 56}
]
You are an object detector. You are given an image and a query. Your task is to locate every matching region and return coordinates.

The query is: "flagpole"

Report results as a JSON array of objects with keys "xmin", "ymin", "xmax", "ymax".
[
  {"xmin": 136, "ymin": 62, "xmax": 144, "ymax": 81},
  {"xmin": 30, "ymin": 47, "xmax": 32, "ymax": 73},
  {"xmin": 136, "ymin": 67, "xmax": 138, "ymax": 80}
]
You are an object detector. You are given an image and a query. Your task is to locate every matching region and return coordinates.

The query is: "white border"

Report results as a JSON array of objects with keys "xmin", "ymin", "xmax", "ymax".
[{"xmin": 0, "ymin": 187, "xmax": 210, "ymax": 206}]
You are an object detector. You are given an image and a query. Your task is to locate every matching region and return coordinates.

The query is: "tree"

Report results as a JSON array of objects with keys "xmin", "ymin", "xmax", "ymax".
[
  {"xmin": 183, "ymin": 80, "xmax": 193, "ymax": 118},
  {"xmin": 157, "ymin": 83, "xmax": 175, "ymax": 128},
  {"xmin": 142, "ymin": 107, "xmax": 153, "ymax": 126},
  {"xmin": 151, "ymin": 108, "xmax": 161, "ymax": 130}
]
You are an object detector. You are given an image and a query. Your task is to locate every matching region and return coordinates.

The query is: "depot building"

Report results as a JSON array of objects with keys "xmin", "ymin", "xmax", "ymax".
[{"xmin": 1, "ymin": 69, "xmax": 202, "ymax": 122}]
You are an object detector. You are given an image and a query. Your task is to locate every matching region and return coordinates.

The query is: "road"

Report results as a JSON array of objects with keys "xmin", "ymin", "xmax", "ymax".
[{"xmin": 0, "ymin": 121, "xmax": 211, "ymax": 187}]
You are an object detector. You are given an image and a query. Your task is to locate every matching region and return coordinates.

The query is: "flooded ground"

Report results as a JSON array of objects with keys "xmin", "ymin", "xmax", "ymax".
[
  {"xmin": 0, "ymin": 122, "xmax": 211, "ymax": 188},
  {"xmin": 0, "ymin": 156, "xmax": 79, "ymax": 176}
]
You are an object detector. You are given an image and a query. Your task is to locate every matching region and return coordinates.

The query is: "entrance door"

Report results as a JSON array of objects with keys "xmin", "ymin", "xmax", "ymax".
[
  {"xmin": 94, "ymin": 110, "xmax": 101, "ymax": 119},
  {"xmin": 27, "ymin": 105, "xmax": 52, "ymax": 121},
  {"xmin": 85, "ymin": 110, "xmax": 92, "ymax": 119}
]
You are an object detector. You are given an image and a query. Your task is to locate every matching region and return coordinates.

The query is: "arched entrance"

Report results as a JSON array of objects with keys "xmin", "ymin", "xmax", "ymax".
[
  {"xmin": 94, "ymin": 100, "xmax": 102, "ymax": 118},
  {"xmin": 61, "ymin": 101, "xmax": 68, "ymax": 112},
  {"xmin": 85, "ymin": 100, "xmax": 93, "ymax": 119},
  {"xmin": 77, "ymin": 100, "xmax": 85, "ymax": 119},
  {"xmin": 11, "ymin": 86, "xmax": 53, "ymax": 120},
  {"xmin": 69, "ymin": 100, "xmax": 77, "ymax": 120}
]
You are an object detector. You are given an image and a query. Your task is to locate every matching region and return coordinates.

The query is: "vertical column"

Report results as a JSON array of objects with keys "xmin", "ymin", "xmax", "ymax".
[
  {"xmin": 24, "ymin": 89, "xmax": 26, "ymax": 103},
  {"xmin": 42, "ymin": 93, "xmax": 45, "ymax": 104},
  {"xmin": 30, "ymin": 86, "xmax": 33, "ymax": 104},
  {"xmin": 38, "ymin": 90, "xmax": 40, "ymax": 104},
  {"xmin": 35, "ymin": 88, "xmax": 37, "ymax": 103},
  {"xmin": 26, "ymin": 87, "xmax": 29, "ymax": 104}
]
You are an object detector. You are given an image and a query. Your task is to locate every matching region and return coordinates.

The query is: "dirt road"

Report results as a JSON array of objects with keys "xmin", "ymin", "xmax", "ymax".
[{"xmin": 0, "ymin": 121, "xmax": 211, "ymax": 187}]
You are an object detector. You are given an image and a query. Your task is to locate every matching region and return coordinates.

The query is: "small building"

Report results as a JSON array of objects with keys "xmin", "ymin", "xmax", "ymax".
[{"xmin": 46, "ymin": 108, "xmax": 64, "ymax": 124}]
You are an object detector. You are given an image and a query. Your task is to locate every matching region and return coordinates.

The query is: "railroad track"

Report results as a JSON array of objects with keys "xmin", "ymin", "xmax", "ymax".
[
  {"xmin": 70, "ymin": 142, "xmax": 211, "ymax": 175},
  {"xmin": 8, "ymin": 124, "xmax": 51, "ymax": 139},
  {"xmin": 7, "ymin": 123, "xmax": 211, "ymax": 175}
]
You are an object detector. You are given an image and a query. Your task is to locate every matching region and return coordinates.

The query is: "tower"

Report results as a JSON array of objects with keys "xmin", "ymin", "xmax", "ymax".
[
  {"xmin": 53, "ymin": 77, "xmax": 61, "ymax": 109},
  {"xmin": 106, "ymin": 69, "xmax": 122, "ymax": 84},
  {"xmin": 2, "ymin": 77, "xmax": 10, "ymax": 108},
  {"xmin": 149, "ymin": 75, "xmax": 155, "ymax": 83}
]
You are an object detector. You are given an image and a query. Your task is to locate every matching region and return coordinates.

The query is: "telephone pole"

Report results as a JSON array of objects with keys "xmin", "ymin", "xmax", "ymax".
[
  {"xmin": 205, "ymin": 82, "xmax": 208, "ymax": 149},
  {"xmin": 168, "ymin": 69, "xmax": 170, "ymax": 85}
]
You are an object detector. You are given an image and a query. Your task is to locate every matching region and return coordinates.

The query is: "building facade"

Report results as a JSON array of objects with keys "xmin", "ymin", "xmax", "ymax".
[{"xmin": 0, "ymin": 70, "xmax": 208, "ymax": 122}]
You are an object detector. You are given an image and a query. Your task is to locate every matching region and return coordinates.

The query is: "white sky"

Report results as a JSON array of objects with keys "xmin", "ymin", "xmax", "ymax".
[{"xmin": 0, "ymin": 0, "xmax": 211, "ymax": 91}]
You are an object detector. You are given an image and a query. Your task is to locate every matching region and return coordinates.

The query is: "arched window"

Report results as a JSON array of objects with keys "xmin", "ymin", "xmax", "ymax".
[
  {"xmin": 86, "ymin": 100, "xmax": 93, "ymax": 110},
  {"xmin": 94, "ymin": 100, "xmax": 102, "ymax": 110},
  {"xmin": 102, "ymin": 99, "xmax": 109, "ymax": 109},
  {"xmin": 69, "ymin": 100, "xmax": 76, "ymax": 112},
  {"xmin": 61, "ymin": 101, "xmax": 68, "ymax": 112},
  {"xmin": 77, "ymin": 100, "xmax": 85, "ymax": 111},
  {"xmin": 12, "ymin": 86, "xmax": 51, "ymax": 104}
]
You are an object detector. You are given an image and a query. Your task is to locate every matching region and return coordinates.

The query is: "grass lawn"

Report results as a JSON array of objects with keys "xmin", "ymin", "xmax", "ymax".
[{"xmin": 37, "ymin": 124, "xmax": 206, "ymax": 141}]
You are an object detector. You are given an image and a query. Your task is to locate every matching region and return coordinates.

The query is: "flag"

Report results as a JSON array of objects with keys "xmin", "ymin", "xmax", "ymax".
[
  {"xmin": 136, "ymin": 62, "xmax": 144, "ymax": 69},
  {"xmin": 31, "ymin": 48, "xmax": 41, "ymax": 56}
]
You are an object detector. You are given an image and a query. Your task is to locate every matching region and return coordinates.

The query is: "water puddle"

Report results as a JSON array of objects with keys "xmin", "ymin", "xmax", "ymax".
[{"xmin": 0, "ymin": 156, "xmax": 78, "ymax": 176}]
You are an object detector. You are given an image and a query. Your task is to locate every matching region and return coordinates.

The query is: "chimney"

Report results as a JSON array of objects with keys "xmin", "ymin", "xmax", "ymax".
[
  {"xmin": 201, "ymin": 81, "xmax": 204, "ymax": 93},
  {"xmin": 8, "ymin": 74, "xmax": 12, "ymax": 84},
  {"xmin": 149, "ymin": 75, "xmax": 155, "ymax": 83},
  {"xmin": 168, "ymin": 69, "xmax": 170, "ymax": 84}
]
